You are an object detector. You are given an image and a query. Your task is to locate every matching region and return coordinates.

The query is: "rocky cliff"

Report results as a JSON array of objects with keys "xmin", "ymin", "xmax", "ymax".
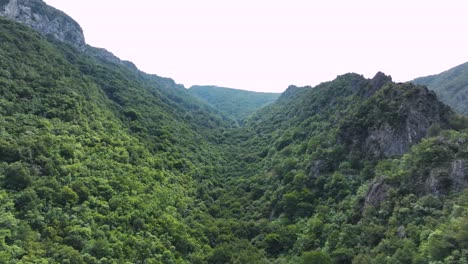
[
  {"xmin": 0, "ymin": 0, "xmax": 85, "ymax": 50},
  {"xmin": 364, "ymin": 132, "xmax": 468, "ymax": 209},
  {"xmin": 339, "ymin": 82, "xmax": 452, "ymax": 158},
  {"xmin": 0, "ymin": 0, "xmax": 140, "ymax": 69}
]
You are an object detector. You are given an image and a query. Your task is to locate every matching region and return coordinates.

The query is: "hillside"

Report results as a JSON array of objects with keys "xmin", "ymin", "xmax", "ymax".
[
  {"xmin": 413, "ymin": 62, "xmax": 468, "ymax": 114},
  {"xmin": 0, "ymin": 17, "xmax": 235, "ymax": 263},
  {"xmin": 209, "ymin": 73, "xmax": 468, "ymax": 263},
  {"xmin": 1, "ymin": 1, "xmax": 468, "ymax": 263},
  {"xmin": 189, "ymin": 85, "xmax": 280, "ymax": 122}
]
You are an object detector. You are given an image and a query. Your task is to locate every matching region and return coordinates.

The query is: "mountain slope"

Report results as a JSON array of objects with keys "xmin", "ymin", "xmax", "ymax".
[
  {"xmin": 217, "ymin": 73, "xmax": 453, "ymax": 219},
  {"xmin": 189, "ymin": 85, "xmax": 280, "ymax": 122},
  {"xmin": 0, "ymin": 17, "xmax": 235, "ymax": 263},
  {"xmin": 0, "ymin": 0, "xmax": 149, "ymax": 70},
  {"xmin": 208, "ymin": 73, "xmax": 468, "ymax": 263},
  {"xmin": 1, "ymin": 1, "xmax": 468, "ymax": 263},
  {"xmin": 0, "ymin": 0, "xmax": 85, "ymax": 50},
  {"xmin": 413, "ymin": 62, "xmax": 468, "ymax": 114}
]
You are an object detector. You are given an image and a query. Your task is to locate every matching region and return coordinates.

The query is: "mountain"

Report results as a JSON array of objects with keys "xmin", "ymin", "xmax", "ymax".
[
  {"xmin": 0, "ymin": 0, "xmax": 144, "ymax": 69},
  {"xmin": 1, "ymin": 1, "xmax": 468, "ymax": 263},
  {"xmin": 189, "ymin": 85, "xmax": 280, "ymax": 122},
  {"xmin": 413, "ymin": 62, "xmax": 468, "ymax": 114},
  {"xmin": 0, "ymin": 0, "xmax": 85, "ymax": 49},
  {"xmin": 0, "ymin": 15, "xmax": 235, "ymax": 263},
  {"xmin": 212, "ymin": 73, "xmax": 468, "ymax": 263}
]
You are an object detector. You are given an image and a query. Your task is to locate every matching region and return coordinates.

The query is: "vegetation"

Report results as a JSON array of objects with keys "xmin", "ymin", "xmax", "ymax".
[
  {"xmin": 188, "ymin": 85, "xmax": 280, "ymax": 123},
  {"xmin": 0, "ymin": 18, "xmax": 233, "ymax": 263},
  {"xmin": 413, "ymin": 62, "xmax": 468, "ymax": 114},
  {"xmin": 1, "ymin": 17, "xmax": 468, "ymax": 264}
]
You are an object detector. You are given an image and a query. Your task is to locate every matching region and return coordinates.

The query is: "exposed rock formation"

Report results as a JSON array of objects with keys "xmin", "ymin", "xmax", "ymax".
[
  {"xmin": 0, "ymin": 0, "xmax": 140, "ymax": 70},
  {"xmin": 364, "ymin": 177, "xmax": 389, "ymax": 209},
  {"xmin": 426, "ymin": 159, "xmax": 467, "ymax": 195},
  {"xmin": 0, "ymin": 0, "xmax": 85, "ymax": 50},
  {"xmin": 367, "ymin": 86, "xmax": 448, "ymax": 157},
  {"xmin": 308, "ymin": 160, "xmax": 324, "ymax": 180},
  {"xmin": 340, "ymin": 83, "xmax": 452, "ymax": 159},
  {"xmin": 359, "ymin": 72, "xmax": 392, "ymax": 99},
  {"xmin": 85, "ymin": 46, "xmax": 139, "ymax": 71}
]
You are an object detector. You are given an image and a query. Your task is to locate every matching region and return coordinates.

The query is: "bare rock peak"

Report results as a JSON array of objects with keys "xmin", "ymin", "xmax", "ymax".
[
  {"xmin": 0, "ymin": 0, "xmax": 85, "ymax": 50},
  {"xmin": 0, "ymin": 0, "xmax": 137, "ymax": 68}
]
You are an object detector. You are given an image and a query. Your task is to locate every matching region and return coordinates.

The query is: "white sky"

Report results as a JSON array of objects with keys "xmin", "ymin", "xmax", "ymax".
[{"xmin": 43, "ymin": 0, "xmax": 468, "ymax": 92}]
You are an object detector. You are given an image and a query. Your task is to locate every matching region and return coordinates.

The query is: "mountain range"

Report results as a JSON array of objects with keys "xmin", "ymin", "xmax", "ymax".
[{"xmin": 0, "ymin": 1, "xmax": 467, "ymax": 263}]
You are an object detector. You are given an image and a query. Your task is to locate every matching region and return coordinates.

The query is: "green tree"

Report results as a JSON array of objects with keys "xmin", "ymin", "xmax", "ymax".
[
  {"xmin": 301, "ymin": 251, "xmax": 332, "ymax": 264},
  {"xmin": 4, "ymin": 162, "xmax": 32, "ymax": 190}
]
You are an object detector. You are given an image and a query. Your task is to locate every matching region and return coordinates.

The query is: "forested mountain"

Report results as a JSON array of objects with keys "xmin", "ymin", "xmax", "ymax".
[
  {"xmin": 0, "ymin": 16, "xmax": 235, "ymax": 263},
  {"xmin": 413, "ymin": 62, "xmax": 468, "ymax": 114},
  {"xmin": 1, "ymin": 1, "xmax": 468, "ymax": 263},
  {"xmin": 189, "ymin": 85, "xmax": 280, "ymax": 122},
  {"xmin": 211, "ymin": 73, "xmax": 468, "ymax": 263}
]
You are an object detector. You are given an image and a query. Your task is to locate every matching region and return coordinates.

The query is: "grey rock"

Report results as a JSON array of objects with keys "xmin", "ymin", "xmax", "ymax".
[
  {"xmin": 425, "ymin": 159, "xmax": 467, "ymax": 195},
  {"xmin": 365, "ymin": 122, "xmax": 406, "ymax": 157},
  {"xmin": 338, "ymin": 82, "xmax": 450, "ymax": 162},
  {"xmin": 360, "ymin": 72, "xmax": 392, "ymax": 98},
  {"xmin": 365, "ymin": 111, "xmax": 436, "ymax": 157},
  {"xmin": 364, "ymin": 177, "xmax": 388, "ymax": 208},
  {"xmin": 451, "ymin": 159, "xmax": 467, "ymax": 192},
  {"xmin": 0, "ymin": 0, "xmax": 85, "ymax": 50},
  {"xmin": 397, "ymin": 225, "xmax": 406, "ymax": 238},
  {"xmin": 364, "ymin": 87, "xmax": 446, "ymax": 157},
  {"xmin": 308, "ymin": 160, "xmax": 324, "ymax": 179},
  {"xmin": 0, "ymin": 0, "xmax": 140, "ymax": 70},
  {"xmin": 84, "ymin": 46, "xmax": 138, "ymax": 71},
  {"xmin": 425, "ymin": 169, "xmax": 445, "ymax": 196}
]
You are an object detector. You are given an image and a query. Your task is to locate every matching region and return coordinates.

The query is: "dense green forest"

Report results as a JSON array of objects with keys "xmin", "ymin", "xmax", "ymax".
[
  {"xmin": 0, "ymin": 18, "xmax": 234, "ymax": 263},
  {"xmin": 188, "ymin": 86, "xmax": 280, "ymax": 123},
  {"xmin": 413, "ymin": 62, "xmax": 468, "ymax": 115},
  {"xmin": 1, "ymin": 11, "xmax": 468, "ymax": 264}
]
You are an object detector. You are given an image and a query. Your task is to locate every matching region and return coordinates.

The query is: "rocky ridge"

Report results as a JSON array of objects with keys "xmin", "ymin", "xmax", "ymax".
[
  {"xmin": 339, "ymin": 80, "xmax": 452, "ymax": 158},
  {"xmin": 0, "ymin": 0, "xmax": 140, "ymax": 70},
  {"xmin": 0, "ymin": 0, "xmax": 85, "ymax": 50}
]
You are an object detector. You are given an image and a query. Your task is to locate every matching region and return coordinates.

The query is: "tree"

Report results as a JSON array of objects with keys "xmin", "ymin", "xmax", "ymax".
[
  {"xmin": 4, "ymin": 162, "xmax": 32, "ymax": 190},
  {"xmin": 427, "ymin": 231, "xmax": 455, "ymax": 261},
  {"xmin": 301, "ymin": 251, "xmax": 332, "ymax": 264}
]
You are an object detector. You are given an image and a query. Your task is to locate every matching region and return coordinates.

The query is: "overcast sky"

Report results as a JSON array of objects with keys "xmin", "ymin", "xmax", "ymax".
[{"xmin": 43, "ymin": 0, "xmax": 468, "ymax": 92}]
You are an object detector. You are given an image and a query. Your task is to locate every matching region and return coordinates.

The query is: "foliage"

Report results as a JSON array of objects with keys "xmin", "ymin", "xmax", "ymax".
[
  {"xmin": 413, "ymin": 61, "xmax": 468, "ymax": 114},
  {"xmin": 189, "ymin": 85, "xmax": 280, "ymax": 123},
  {"xmin": 0, "ymin": 16, "xmax": 468, "ymax": 264},
  {"xmin": 300, "ymin": 251, "xmax": 332, "ymax": 264},
  {"xmin": 0, "ymin": 18, "xmax": 233, "ymax": 263}
]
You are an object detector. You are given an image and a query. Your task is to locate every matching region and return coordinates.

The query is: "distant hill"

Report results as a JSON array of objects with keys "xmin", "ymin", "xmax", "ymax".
[
  {"xmin": 413, "ymin": 62, "xmax": 468, "ymax": 114},
  {"xmin": 189, "ymin": 85, "xmax": 280, "ymax": 122}
]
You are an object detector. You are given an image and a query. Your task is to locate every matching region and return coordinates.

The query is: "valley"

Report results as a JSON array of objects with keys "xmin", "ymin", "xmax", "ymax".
[{"xmin": 0, "ymin": 1, "xmax": 468, "ymax": 263}]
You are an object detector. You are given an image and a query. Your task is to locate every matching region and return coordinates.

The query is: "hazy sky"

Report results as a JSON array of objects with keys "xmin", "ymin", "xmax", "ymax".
[{"xmin": 43, "ymin": 0, "xmax": 468, "ymax": 92}]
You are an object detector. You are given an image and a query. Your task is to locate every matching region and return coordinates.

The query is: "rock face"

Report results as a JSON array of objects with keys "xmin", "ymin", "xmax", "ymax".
[
  {"xmin": 426, "ymin": 159, "xmax": 468, "ymax": 195},
  {"xmin": 359, "ymin": 71, "xmax": 392, "ymax": 99},
  {"xmin": 366, "ymin": 86, "xmax": 448, "ymax": 157},
  {"xmin": 364, "ymin": 177, "xmax": 388, "ymax": 209},
  {"xmin": 0, "ymin": 0, "xmax": 141, "ymax": 70},
  {"xmin": 451, "ymin": 159, "xmax": 468, "ymax": 192},
  {"xmin": 0, "ymin": 0, "xmax": 85, "ymax": 50},
  {"xmin": 340, "ymin": 82, "xmax": 452, "ymax": 159},
  {"xmin": 85, "ymin": 46, "xmax": 139, "ymax": 71}
]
